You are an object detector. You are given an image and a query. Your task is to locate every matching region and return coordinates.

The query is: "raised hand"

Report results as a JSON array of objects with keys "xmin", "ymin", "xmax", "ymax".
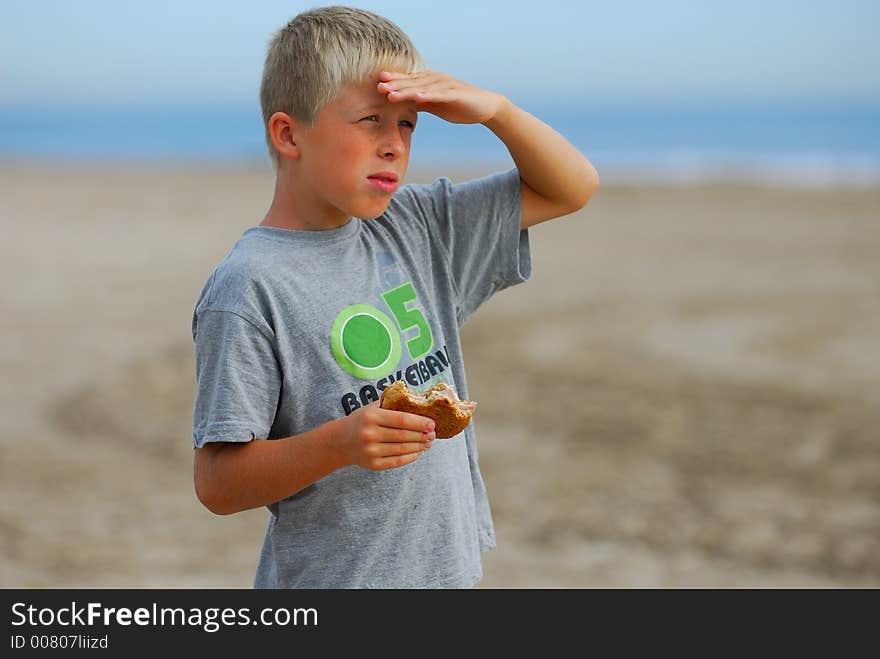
[{"xmin": 377, "ymin": 70, "xmax": 508, "ymax": 125}]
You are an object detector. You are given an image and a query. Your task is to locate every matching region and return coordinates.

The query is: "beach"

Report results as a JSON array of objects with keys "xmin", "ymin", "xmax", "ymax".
[{"xmin": 1, "ymin": 162, "xmax": 878, "ymax": 587}]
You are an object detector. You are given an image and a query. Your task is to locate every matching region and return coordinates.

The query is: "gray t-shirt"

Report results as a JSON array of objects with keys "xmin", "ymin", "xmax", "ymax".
[{"xmin": 191, "ymin": 167, "xmax": 531, "ymax": 588}]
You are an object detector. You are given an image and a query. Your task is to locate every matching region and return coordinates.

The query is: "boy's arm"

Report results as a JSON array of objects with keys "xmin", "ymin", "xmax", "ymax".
[
  {"xmin": 378, "ymin": 70, "xmax": 600, "ymax": 229},
  {"xmin": 194, "ymin": 420, "xmax": 346, "ymax": 516},
  {"xmin": 195, "ymin": 405, "xmax": 435, "ymax": 515},
  {"xmin": 484, "ymin": 98, "xmax": 600, "ymax": 229}
]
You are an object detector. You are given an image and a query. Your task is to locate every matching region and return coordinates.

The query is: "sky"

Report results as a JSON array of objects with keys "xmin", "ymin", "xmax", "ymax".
[{"xmin": 1, "ymin": 0, "xmax": 878, "ymax": 111}]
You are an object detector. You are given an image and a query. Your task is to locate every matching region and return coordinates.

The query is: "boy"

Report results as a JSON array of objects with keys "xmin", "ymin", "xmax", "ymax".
[{"xmin": 191, "ymin": 6, "xmax": 598, "ymax": 588}]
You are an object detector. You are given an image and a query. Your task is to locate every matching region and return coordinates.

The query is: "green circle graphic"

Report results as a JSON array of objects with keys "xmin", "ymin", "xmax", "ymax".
[
  {"xmin": 342, "ymin": 314, "xmax": 392, "ymax": 368},
  {"xmin": 331, "ymin": 304, "xmax": 401, "ymax": 380}
]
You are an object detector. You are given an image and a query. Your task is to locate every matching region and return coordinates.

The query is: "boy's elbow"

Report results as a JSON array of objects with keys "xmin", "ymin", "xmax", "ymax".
[
  {"xmin": 194, "ymin": 472, "xmax": 226, "ymax": 515},
  {"xmin": 570, "ymin": 168, "xmax": 599, "ymax": 212},
  {"xmin": 194, "ymin": 445, "xmax": 237, "ymax": 515},
  {"xmin": 195, "ymin": 480, "xmax": 226, "ymax": 515},
  {"xmin": 581, "ymin": 165, "xmax": 600, "ymax": 204}
]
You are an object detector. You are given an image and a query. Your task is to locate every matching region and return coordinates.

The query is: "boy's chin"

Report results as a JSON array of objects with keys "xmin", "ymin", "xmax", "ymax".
[{"xmin": 360, "ymin": 202, "xmax": 393, "ymax": 220}]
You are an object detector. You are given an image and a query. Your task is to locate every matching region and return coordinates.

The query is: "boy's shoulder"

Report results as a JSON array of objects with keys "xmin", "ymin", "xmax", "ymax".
[
  {"xmin": 206, "ymin": 232, "xmax": 271, "ymax": 287},
  {"xmin": 392, "ymin": 174, "xmax": 452, "ymax": 208},
  {"xmin": 383, "ymin": 170, "xmax": 497, "ymax": 226},
  {"xmin": 194, "ymin": 232, "xmax": 281, "ymax": 319},
  {"xmin": 393, "ymin": 167, "xmax": 520, "ymax": 210}
]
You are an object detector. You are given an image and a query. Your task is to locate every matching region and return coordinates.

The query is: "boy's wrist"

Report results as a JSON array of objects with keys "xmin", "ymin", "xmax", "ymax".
[
  {"xmin": 482, "ymin": 94, "xmax": 513, "ymax": 130},
  {"xmin": 322, "ymin": 416, "xmax": 354, "ymax": 470}
]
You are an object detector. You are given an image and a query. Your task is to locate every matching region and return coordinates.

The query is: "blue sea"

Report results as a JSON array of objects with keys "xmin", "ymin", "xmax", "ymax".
[{"xmin": 2, "ymin": 98, "xmax": 878, "ymax": 187}]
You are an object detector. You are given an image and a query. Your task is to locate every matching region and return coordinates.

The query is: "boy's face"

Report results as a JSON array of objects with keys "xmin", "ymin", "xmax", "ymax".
[{"xmin": 295, "ymin": 74, "xmax": 419, "ymax": 221}]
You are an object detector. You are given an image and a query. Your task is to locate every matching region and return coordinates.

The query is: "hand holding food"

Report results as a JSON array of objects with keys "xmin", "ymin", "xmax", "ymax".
[{"xmin": 380, "ymin": 381, "xmax": 477, "ymax": 439}]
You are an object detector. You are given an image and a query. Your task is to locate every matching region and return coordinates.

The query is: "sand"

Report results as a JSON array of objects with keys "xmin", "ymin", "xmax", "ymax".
[{"xmin": 1, "ymin": 162, "xmax": 878, "ymax": 587}]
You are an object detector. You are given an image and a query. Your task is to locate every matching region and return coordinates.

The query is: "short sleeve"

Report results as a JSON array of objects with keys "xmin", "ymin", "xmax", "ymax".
[
  {"xmin": 192, "ymin": 308, "xmax": 281, "ymax": 449},
  {"xmin": 406, "ymin": 167, "xmax": 531, "ymax": 326}
]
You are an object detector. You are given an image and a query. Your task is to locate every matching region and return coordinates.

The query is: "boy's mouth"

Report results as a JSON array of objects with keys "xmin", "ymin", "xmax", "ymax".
[
  {"xmin": 367, "ymin": 171, "xmax": 399, "ymax": 192},
  {"xmin": 367, "ymin": 171, "xmax": 399, "ymax": 183}
]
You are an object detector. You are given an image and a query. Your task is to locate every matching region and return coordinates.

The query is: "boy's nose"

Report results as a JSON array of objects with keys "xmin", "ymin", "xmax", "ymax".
[
  {"xmin": 379, "ymin": 144, "xmax": 403, "ymax": 159},
  {"xmin": 378, "ymin": 132, "xmax": 406, "ymax": 159}
]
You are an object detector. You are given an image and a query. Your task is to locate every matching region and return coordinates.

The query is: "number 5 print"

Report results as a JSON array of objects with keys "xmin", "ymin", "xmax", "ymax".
[{"xmin": 381, "ymin": 282, "xmax": 434, "ymax": 361}]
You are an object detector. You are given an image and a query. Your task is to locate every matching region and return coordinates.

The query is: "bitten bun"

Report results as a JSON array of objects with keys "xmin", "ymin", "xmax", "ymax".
[{"xmin": 379, "ymin": 381, "xmax": 477, "ymax": 439}]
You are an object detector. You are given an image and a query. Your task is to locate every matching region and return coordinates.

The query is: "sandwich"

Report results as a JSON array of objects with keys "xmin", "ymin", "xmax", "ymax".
[{"xmin": 379, "ymin": 381, "xmax": 477, "ymax": 439}]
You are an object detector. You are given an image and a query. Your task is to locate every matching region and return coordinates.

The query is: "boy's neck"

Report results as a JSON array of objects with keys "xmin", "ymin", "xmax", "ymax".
[{"xmin": 260, "ymin": 170, "xmax": 352, "ymax": 232}]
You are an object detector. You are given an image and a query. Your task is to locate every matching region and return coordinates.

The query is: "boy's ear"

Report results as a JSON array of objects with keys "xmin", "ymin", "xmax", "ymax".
[{"xmin": 268, "ymin": 112, "xmax": 302, "ymax": 160}]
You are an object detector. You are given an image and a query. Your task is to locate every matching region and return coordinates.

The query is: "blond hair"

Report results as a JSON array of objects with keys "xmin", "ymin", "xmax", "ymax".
[{"xmin": 260, "ymin": 6, "xmax": 427, "ymax": 171}]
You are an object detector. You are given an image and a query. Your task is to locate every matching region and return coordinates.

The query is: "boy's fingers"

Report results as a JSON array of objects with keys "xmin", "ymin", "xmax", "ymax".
[
  {"xmin": 372, "ymin": 452, "xmax": 422, "ymax": 471},
  {"xmin": 373, "ymin": 440, "xmax": 432, "ymax": 457},
  {"xmin": 379, "ymin": 72, "xmax": 441, "ymax": 92},
  {"xmin": 378, "ymin": 428, "xmax": 435, "ymax": 444},
  {"xmin": 379, "ymin": 70, "xmax": 433, "ymax": 81},
  {"xmin": 378, "ymin": 408, "xmax": 436, "ymax": 433}
]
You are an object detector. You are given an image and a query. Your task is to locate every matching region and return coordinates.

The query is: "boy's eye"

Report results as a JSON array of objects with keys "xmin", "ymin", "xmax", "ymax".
[{"xmin": 361, "ymin": 115, "xmax": 415, "ymax": 130}]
